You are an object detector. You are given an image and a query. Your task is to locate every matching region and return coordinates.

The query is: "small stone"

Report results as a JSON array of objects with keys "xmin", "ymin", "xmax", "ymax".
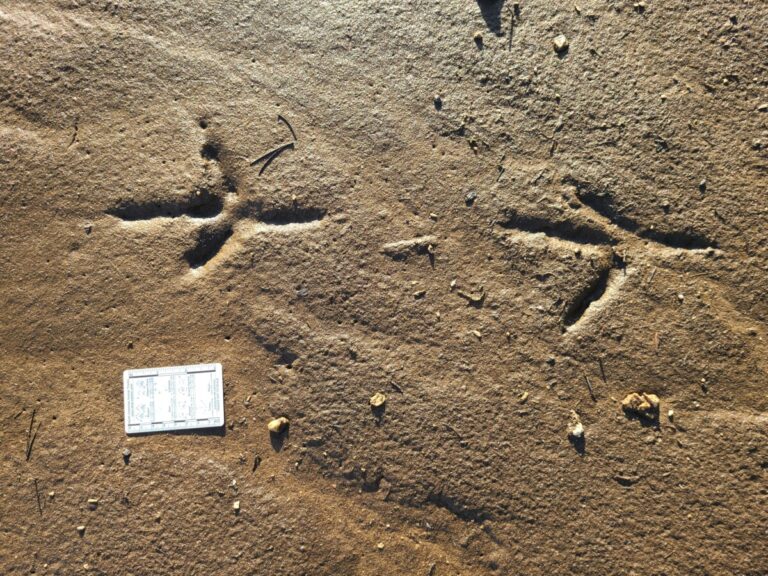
[
  {"xmin": 465, "ymin": 190, "xmax": 478, "ymax": 206},
  {"xmin": 553, "ymin": 34, "xmax": 569, "ymax": 54},
  {"xmin": 677, "ymin": 293, "xmax": 685, "ymax": 302},
  {"xmin": 376, "ymin": 542, "xmax": 385, "ymax": 550},
  {"xmin": 473, "ymin": 31, "xmax": 483, "ymax": 47},
  {"xmin": 48, "ymin": 491, "xmax": 55, "ymax": 499},
  {"xmin": 471, "ymin": 329, "xmax": 482, "ymax": 340},
  {"xmin": 621, "ymin": 392, "xmax": 660, "ymax": 419},
  {"xmin": 429, "ymin": 212, "xmax": 439, "ymax": 221},
  {"xmin": 369, "ymin": 392, "xmax": 387, "ymax": 408},
  {"xmin": 413, "ymin": 289, "xmax": 426, "ymax": 299},
  {"xmin": 87, "ymin": 498, "xmax": 99, "ymax": 510},
  {"xmin": 567, "ymin": 410, "xmax": 584, "ymax": 439},
  {"xmin": 233, "ymin": 500, "xmax": 241, "ymax": 514},
  {"xmin": 757, "ymin": 103, "xmax": 768, "ymax": 112},
  {"xmin": 267, "ymin": 416, "xmax": 290, "ymax": 434},
  {"xmin": 122, "ymin": 447, "xmax": 132, "ymax": 464},
  {"xmin": 519, "ymin": 391, "xmax": 529, "ymax": 404},
  {"xmin": 699, "ymin": 179, "xmax": 707, "ymax": 193},
  {"xmin": 668, "ymin": 409, "xmax": 675, "ymax": 420},
  {"xmin": 77, "ymin": 525, "xmax": 86, "ymax": 536},
  {"xmin": 433, "ymin": 95, "xmax": 442, "ymax": 111}
]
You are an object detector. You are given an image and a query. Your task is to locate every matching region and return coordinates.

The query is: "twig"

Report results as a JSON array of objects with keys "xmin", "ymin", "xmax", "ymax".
[
  {"xmin": 252, "ymin": 454, "xmax": 262, "ymax": 473},
  {"xmin": 598, "ymin": 357, "xmax": 607, "ymax": 384},
  {"xmin": 583, "ymin": 374, "xmax": 596, "ymax": 402},
  {"xmin": 27, "ymin": 422, "xmax": 40, "ymax": 461},
  {"xmin": 250, "ymin": 147, "xmax": 280, "ymax": 168},
  {"xmin": 25, "ymin": 410, "xmax": 40, "ymax": 461},
  {"xmin": 33, "ymin": 479, "xmax": 42, "ymax": 515},
  {"xmin": 390, "ymin": 382, "xmax": 403, "ymax": 394},
  {"xmin": 277, "ymin": 115, "xmax": 297, "ymax": 141},
  {"xmin": 251, "ymin": 142, "xmax": 295, "ymax": 176}
]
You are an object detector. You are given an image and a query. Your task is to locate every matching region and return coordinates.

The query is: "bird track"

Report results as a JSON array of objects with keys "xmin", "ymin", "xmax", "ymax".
[
  {"xmin": 106, "ymin": 120, "xmax": 326, "ymax": 274},
  {"xmin": 496, "ymin": 176, "xmax": 721, "ymax": 332}
]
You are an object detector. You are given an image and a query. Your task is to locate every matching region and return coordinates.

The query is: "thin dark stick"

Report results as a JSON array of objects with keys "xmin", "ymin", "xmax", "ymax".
[
  {"xmin": 598, "ymin": 358, "xmax": 607, "ymax": 384},
  {"xmin": 250, "ymin": 148, "xmax": 280, "ymax": 167},
  {"xmin": 258, "ymin": 142, "xmax": 294, "ymax": 175},
  {"xmin": 26, "ymin": 422, "xmax": 41, "ymax": 461},
  {"xmin": 584, "ymin": 374, "xmax": 596, "ymax": 402},
  {"xmin": 33, "ymin": 479, "xmax": 42, "ymax": 515},
  {"xmin": 277, "ymin": 115, "xmax": 297, "ymax": 141},
  {"xmin": 252, "ymin": 455, "xmax": 262, "ymax": 473},
  {"xmin": 25, "ymin": 410, "xmax": 36, "ymax": 461}
]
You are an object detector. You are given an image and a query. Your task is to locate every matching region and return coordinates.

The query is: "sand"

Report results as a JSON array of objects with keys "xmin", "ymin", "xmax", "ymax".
[{"xmin": 1, "ymin": 1, "xmax": 767, "ymax": 574}]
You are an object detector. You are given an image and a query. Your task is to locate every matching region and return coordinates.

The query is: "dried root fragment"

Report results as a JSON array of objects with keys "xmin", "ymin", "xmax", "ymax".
[{"xmin": 380, "ymin": 236, "xmax": 437, "ymax": 260}]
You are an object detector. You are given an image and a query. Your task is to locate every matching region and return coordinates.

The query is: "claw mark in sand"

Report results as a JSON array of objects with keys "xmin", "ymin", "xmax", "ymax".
[
  {"xmin": 107, "ymin": 188, "xmax": 225, "ymax": 221},
  {"xmin": 497, "ymin": 209, "xmax": 615, "ymax": 246},
  {"xmin": 562, "ymin": 254, "xmax": 628, "ymax": 332},
  {"xmin": 563, "ymin": 176, "xmax": 719, "ymax": 250}
]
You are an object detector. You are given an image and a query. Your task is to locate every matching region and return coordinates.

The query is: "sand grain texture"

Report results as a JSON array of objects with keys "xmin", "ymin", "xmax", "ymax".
[{"xmin": 1, "ymin": 1, "xmax": 767, "ymax": 574}]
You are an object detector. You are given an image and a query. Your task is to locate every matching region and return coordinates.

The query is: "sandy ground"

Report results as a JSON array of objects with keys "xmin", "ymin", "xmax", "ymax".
[{"xmin": 1, "ymin": 1, "xmax": 767, "ymax": 574}]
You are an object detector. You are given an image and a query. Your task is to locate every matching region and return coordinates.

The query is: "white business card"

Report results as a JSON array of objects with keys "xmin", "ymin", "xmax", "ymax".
[{"xmin": 123, "ymin": 363, "xmax": 224, "ymax": 434}]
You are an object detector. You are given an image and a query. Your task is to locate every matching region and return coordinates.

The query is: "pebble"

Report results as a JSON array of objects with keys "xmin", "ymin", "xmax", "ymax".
[
  {"xmin": 621, "ymin": 392, "xmax": 660, "ymax": 418},
  {"xmin": 553, "ymin": 34, "xmax": 569, "ymax": 54},
  {"xmin": 377, "ymin": 542, "xmax": 385, "ymax": 550},
  {"xmin": 233, "ymin": 500, "xmax": 241, "ymax": 514},
  {"xmin": 267, "ymin": 417, "xmax": 290, "ymax": 434},
  {"xmin": 87, "ymin": 498, "xmax": 99, "ymax": 510},
  {"xmin": 369, "ymin": 392, "xmax": 387, "ymax": 408},
  {"xmin": 77, "ymin": 525, "xmax": 86, "ymax": 536},
  {"xmin": 567, "ymin": 410, "xmax": 584, "ymax": 438}
]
